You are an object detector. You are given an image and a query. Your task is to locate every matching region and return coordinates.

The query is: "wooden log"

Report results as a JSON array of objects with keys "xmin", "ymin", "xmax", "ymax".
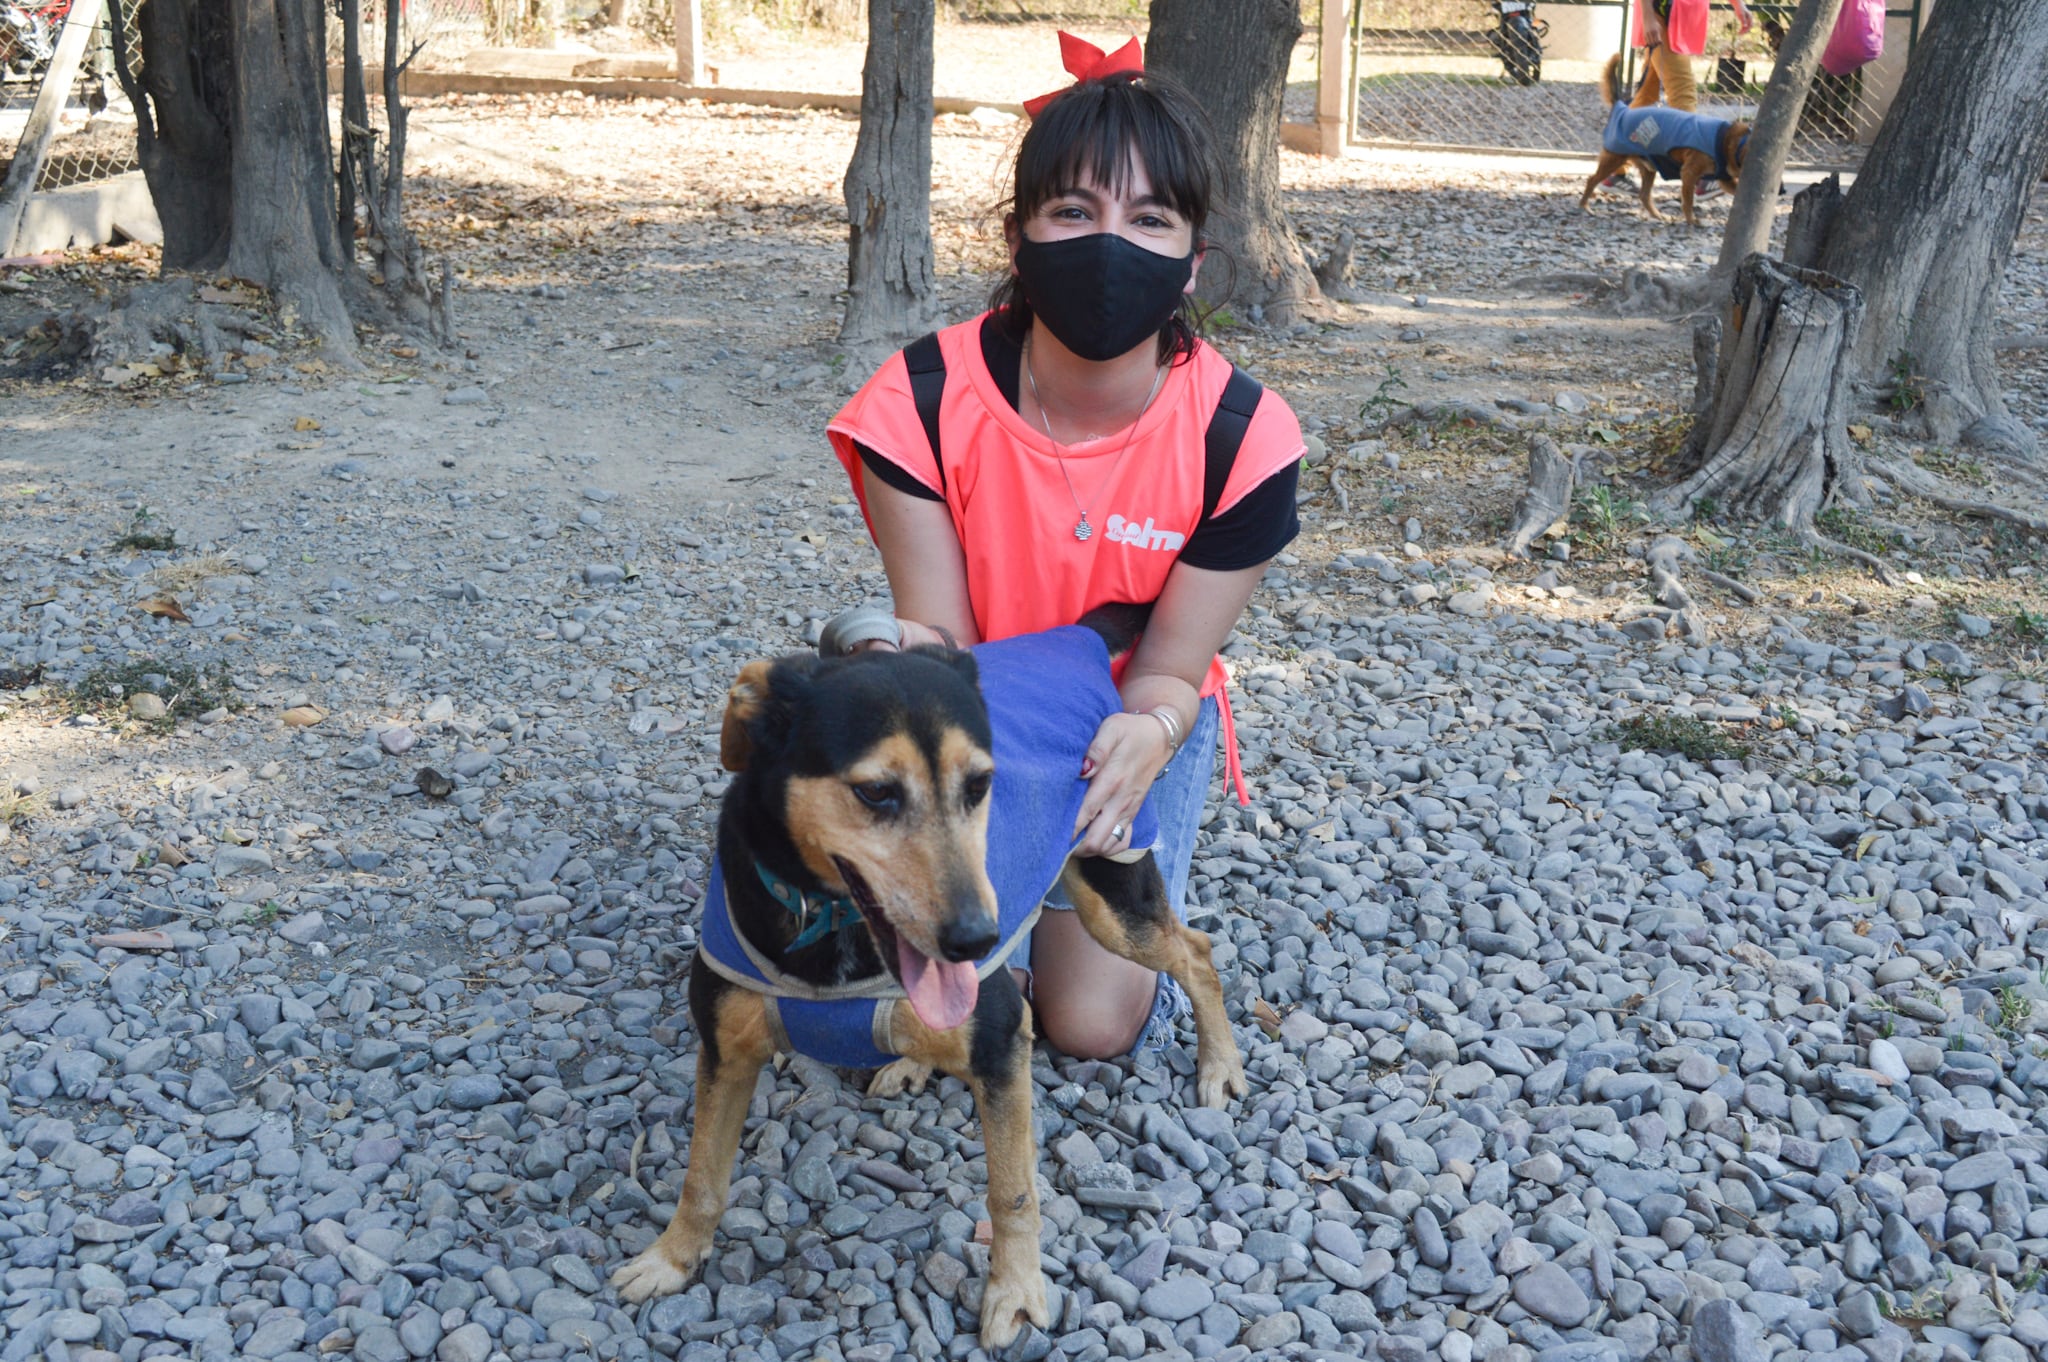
[{"xmin": 1502, "ymin": 434, "xmax": 1575, "ymax": 558}]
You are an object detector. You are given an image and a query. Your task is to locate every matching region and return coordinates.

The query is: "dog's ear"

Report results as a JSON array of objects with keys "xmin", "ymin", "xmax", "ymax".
[
  {"xmin": 719, "ymin": 660, "xmax": 776, "ymax": 772},
  {"xmin": 938, "ymin": 647, "xmax": 979, "ymax": 689}
]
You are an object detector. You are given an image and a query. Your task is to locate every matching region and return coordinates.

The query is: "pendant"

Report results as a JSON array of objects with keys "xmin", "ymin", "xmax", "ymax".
[{"xmin": 1073, "ymin": 515, "xmax": 1093, "ymax": 542}]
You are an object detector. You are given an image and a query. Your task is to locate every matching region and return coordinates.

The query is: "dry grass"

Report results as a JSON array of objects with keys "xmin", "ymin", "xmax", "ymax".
[
  {"xmin": 147, "ymin": 554, "xmax": 239, "ymax": 593},
  {"xmin": 0, "ymin": 789, "xmax": 46, "ymax": 826}
]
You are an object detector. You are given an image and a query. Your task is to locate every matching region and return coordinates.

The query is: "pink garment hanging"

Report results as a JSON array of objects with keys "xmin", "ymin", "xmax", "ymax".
[{"xmin": 1821, "ymin": 0, "xmax": 1885, "ymax": 76}]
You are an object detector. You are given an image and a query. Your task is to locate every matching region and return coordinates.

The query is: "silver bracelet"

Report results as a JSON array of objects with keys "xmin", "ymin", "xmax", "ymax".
[{"xmin": 1144, "ymin": 705, "xmax": 1183, "ymax": 757}]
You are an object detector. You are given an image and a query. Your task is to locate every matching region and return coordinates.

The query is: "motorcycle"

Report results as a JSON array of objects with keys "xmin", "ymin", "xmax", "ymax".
[
  {"xmin": 1, "ymin": 2, "xmax": 57, "ymax": 79},
  {"xmin": 1490, "ymin": 0, "xmax": 1547, "ymax": 86}
]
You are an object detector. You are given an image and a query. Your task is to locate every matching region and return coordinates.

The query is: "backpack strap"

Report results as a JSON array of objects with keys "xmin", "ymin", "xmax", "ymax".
[
  {"xmin": 902, "ymin": 332, "xmax": 947, "ymax": 495},
  {"xmin": 1201, "ymin": 366, "xmax": 1264, "ymax": 524}
]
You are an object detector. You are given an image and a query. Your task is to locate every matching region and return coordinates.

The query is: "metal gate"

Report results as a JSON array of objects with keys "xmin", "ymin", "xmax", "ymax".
[{"xmin": 1341, "ymin": 0, "xmax": 1926, "ymax": 169}]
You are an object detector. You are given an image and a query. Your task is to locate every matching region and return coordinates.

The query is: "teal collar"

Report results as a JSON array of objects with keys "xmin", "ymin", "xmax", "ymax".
[{"xmin": 754, "ymin": 862, "xmax": 861, "ymax": 950}]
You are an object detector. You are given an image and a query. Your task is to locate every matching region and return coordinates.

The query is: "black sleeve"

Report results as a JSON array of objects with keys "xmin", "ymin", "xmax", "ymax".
[
  {"xmin": 1176, "ymin": 461, "xmax": 1300, "ymax": 571},
  {"xmin": 856, "ymin": 441, "xmax": 942, "ymax": 502}
]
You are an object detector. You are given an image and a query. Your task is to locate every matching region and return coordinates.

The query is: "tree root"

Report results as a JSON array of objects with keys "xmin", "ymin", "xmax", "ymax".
[
  {"xmin": 1699, "ymin": 569, "xmax": 1762, "ymax": 604},
  {"xmin": 1507, "ymin": 270, "xmax": 1616, "ymax": 295},
  {"xmin": 1995, "ymin": 332, "xmax": 2048, "ymax": 351},
  {"xmin": 1390, "ymin": 400, "xmax": 1507, "ymax": 429},
  {"xmin": 1872, "ymin": 456, "xmax": 2048, "ymax": 533},
  {"xmin": 1646, "ymin": 535, "xmax": 1710, "ymax": 641},
  {"xmin": 1804, "ymin": 531, "xmax": 1897, "ymax": 586},
  {"xmin": 1582, "ymin": 267, "xmax": 1722, "ymax": 320},
  {"xmin": 1312, "ymin": 229, "xmax": 1359, "ymax": 303}
]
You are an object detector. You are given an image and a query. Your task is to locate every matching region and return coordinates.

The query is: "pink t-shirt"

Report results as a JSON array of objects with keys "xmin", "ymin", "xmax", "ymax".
[
  {"xmin": 828, "ymin": 315, "xmax": 1302, "ymax": 671},
  {"xmin": 1633, "ymin": 0, "xmax": 1710, "ymax": 55},
  {"xmin": 828, "ymin": 313, "xmax": 1305, "ymax": 801}
]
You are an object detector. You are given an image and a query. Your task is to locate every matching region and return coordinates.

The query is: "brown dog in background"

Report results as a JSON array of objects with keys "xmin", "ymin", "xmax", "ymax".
[{"xmin": 1578, "ymin": 53, "xmax": 1750, "ymax": 226}]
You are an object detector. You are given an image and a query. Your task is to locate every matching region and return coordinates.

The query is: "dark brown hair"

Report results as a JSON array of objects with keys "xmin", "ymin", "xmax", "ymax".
[{"xmin": 990, "ymin": 71, "xmax": 1219, "ymax": 365}]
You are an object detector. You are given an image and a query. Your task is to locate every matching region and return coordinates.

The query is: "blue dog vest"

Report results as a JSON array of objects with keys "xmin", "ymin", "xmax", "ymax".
[
  {"xmin": 1603, "ymin": 103, "xmax": 1735, "ymax": 182},
  {"xmin": 696, "ymin": 626, "xmax": 1159, "ymax": 1069}
]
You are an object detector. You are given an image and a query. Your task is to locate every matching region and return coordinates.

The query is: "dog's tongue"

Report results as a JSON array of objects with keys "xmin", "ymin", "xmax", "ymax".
[{"xmin": 897, "ymin": 938, "xmax": 979, "ymax": 1032}]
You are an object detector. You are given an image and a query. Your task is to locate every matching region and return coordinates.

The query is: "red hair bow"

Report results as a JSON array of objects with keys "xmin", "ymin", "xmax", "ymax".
[{"xmin": 1022, "ymin": 32, "xmax": 1144, "ymax": 119}]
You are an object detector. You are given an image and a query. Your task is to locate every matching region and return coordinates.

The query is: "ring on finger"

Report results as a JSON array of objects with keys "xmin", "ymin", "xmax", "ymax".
[{"xmin": 1111, "ymin": 822, "xmax": 1127, "ymax": 842}]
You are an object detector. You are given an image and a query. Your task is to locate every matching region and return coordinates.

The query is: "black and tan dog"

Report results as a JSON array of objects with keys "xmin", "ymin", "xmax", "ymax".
[
  {"xmin": 1579, "ymin": 52, "xmax": 1751, "ymax": 226},
  {"xmin": 611, "ymin": 613, "xmax": 1246, "ymax": 1346}
]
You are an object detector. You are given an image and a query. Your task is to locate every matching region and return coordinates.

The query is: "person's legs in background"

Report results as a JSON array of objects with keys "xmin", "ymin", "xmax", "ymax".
[{"xmin": 1649, "ymin": 40, "xmax": 1699, "ymax": 109}]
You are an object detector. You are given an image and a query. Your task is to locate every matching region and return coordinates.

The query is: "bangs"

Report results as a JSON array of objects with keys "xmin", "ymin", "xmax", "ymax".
[{"xmin": 1012, "ymin": 75, "xmax": 1213, "ymax": 231}]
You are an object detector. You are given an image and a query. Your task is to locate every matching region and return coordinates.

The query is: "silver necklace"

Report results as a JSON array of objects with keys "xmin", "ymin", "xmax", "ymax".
[{"xmin": 1024, "ymin": 338, "xmax": 1167, "ymax": 542}]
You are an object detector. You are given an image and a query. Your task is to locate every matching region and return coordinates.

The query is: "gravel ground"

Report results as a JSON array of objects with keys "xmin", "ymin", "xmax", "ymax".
[{"xmin": 2, "ymin": 92, "xmax": 2047, "ymax": 1362}]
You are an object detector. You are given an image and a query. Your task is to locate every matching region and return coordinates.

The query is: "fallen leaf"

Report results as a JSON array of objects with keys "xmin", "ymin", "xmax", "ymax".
[
  {"xmin": 90, "ymin": 930, "xmax": 175, "ymax": 952},
  {"xmin": 100, "ymin": 362, "xmax": 161, "ymax": 385},
  {"xmin": 157, "ymin": 841, "xmax": 190, "ymax": 866},
  {"xmin": 281, "ymin": 705, "xmax": 327, "ymax": 727},
  {"xmin": 223, "ymin": 827, "xmax": 254, "ymax": 846},
  {"xmin": 390, "ymin": 346, "xmax": 419, "ymax": 359},
  {"xmin": 139, "ymin": 597, "xmax": 191, "ymax": 623},
  {"xmin": 1588, "ymin": 425, "xmax": 1622, "ymax": 444},
  {"xmin": 1854, "ymin": 832, "xmax": 1879, "ymax": 860},
  {"xmin": 293, "ymin": 416, "xmax": 321, "ymax": 432},
  {"xmin": 1847, "ymin": 424, "xmax": 1874, "ymax": 443},
  {"xmin": 1253, "ymin": 997, "xmax": 1283, "ymax": 1038}
]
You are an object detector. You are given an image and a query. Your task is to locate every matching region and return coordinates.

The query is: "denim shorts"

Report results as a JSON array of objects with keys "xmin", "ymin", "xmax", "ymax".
[{"xmin": 1014, "ymin": 695, "xmax": 1222, "ymax": 1054}]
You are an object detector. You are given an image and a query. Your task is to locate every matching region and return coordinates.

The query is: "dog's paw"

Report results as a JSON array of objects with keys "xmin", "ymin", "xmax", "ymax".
[
  {"xmin": 611, "ymin": 1238, "xmax": 707, "ymax": 1303},
  {"xmin": 1197, "ymin": 1053, "xmax": 1248, "ymax": 1109},
  {"xmin": 978, "ymin": 1264, "xmax": 1051, "ymax": 1349},
  {"xmin": 867, "ymin": 1057, "xmax": 933, "ymax": 1099}
]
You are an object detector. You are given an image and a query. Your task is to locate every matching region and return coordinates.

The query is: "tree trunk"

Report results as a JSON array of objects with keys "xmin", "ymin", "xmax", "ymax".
[
  {"xmin": 840, "ymin": 0, "xmax": 935, "ymax": 345},
  {"xmin": 1815, "ymin": 0, "xmax": 2048, "ymax": 457},
  {"xmin": 377, "ymin": 0, "xmax": 424, "ymax": 311},
  {"xmin": 1657, "ymin": 254, "xmax": 1863, "ymax": 527},
  {"xmin": 1714, "ymin": 0, "xmax": 1844, "ymax": 276},
  {"xmin": 121, "ymin": 0, "xmax": 232, "ymax": 271},
  {"xmin": 224, "ymin": 0, "xmax": 353, "ymax": 354},
  {"xmin": 338, "ymin": 0, "xmax": 368, "ymax": 258},
  {"xmin": 1148, "ymin": 0, "xmax": 1317, "ymax": 325}
]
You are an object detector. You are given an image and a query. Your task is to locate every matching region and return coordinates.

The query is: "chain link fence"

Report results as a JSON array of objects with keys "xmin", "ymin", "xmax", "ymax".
[
  {"xmin": 1346, "ymin": 0, "xmax": 1921, "ymax": 170},
  {"xmin": 0, "ymin": 0, "xmax": 140, "ymax": 203}
]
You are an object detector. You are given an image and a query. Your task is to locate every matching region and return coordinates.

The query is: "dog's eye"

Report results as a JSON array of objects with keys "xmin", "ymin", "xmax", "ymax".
[
  {"xmin": 852, "ymin": 781, "xmax": 902, "ymax": 811},
  {"xmin": 962, "ymin": 771, "xmax": 992, "ymax": 809}
]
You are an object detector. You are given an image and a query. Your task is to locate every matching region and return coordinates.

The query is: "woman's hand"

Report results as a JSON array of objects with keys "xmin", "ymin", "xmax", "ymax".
[
  {"xmin": 1730, "ymin": 0, "xmax": 1752, "ymax": 35},
  {"xmin": 1072, "ymin": 712, "xmax": 1174, "ymax": 856}
]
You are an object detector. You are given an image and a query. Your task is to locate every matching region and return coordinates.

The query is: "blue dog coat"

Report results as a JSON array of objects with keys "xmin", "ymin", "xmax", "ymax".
[
  {"xmin": 696, "ymin": 625, "xmax": 1159, "ymax": 1068},
  {"xmin": 1603, "ymin": 103, "xmax": 1736, "ymax": 182}
]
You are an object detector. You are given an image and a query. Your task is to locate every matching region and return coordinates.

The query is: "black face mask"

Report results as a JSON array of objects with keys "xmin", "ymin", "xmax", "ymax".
[{"xmin": 1013, "ymin": 232, "xmax": 1195, "ymax": 362}]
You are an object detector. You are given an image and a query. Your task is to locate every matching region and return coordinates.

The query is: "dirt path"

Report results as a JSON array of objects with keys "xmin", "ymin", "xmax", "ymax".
[{"xmin": 3, "ymin": 92, "xmax": 2044, "ymax": 808}]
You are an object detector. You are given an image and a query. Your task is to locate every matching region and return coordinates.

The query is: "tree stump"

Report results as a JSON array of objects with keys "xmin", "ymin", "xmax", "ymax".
[{"xmin": 1655, "ymin": 254, "xmax": 1863, "ymax": 528}]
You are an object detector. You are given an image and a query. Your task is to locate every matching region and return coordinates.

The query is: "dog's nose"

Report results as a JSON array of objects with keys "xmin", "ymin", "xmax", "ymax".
[{"xmin": 937, "ymin": 910, "xmax": 999, "ymax": 963}]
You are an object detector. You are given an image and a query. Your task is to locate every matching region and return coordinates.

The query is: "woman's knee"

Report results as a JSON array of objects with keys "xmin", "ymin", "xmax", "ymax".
[{"xmin": 1036, "ymin": 994, "xmax": 1149, "ymax": 1060}]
